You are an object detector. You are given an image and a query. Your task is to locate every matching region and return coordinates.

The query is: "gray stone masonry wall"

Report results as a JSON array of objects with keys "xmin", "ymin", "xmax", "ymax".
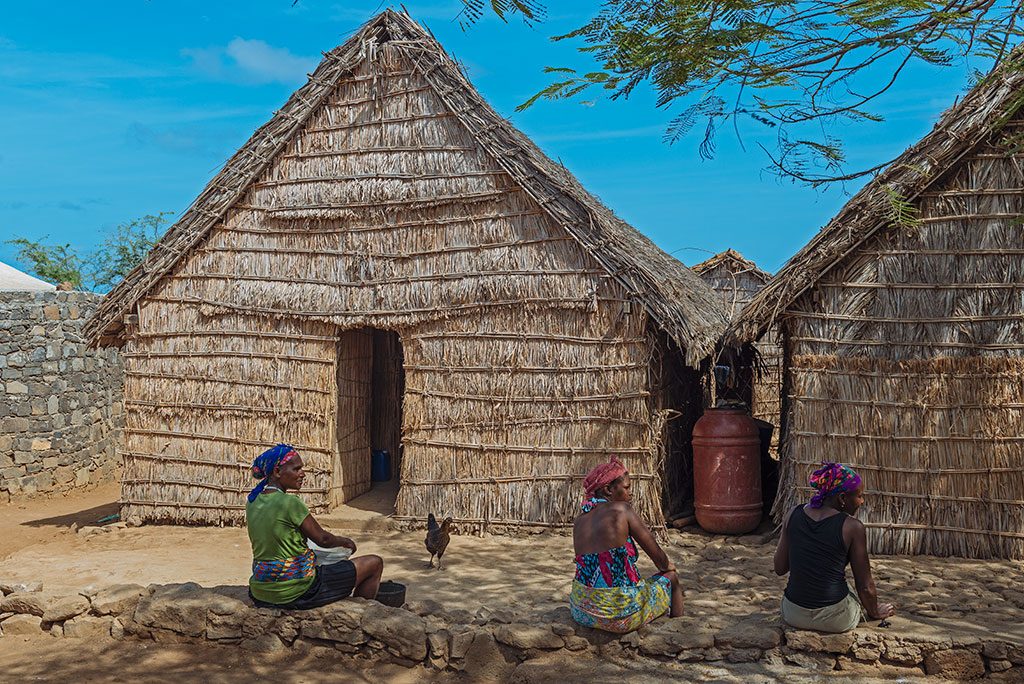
[
  {"xmin": 0, "ymin": 575, "xmax": 1020, "ymax": 680},
  {"xmin": 0, "ymin": 291, "xmax": 123, "ymax": 501}
]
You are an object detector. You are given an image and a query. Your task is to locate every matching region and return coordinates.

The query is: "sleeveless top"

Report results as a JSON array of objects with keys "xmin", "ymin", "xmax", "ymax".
[
  {"xmin": 574, "ymin": 537, "xmax": 643, "ymax": 588},
  {"xmin": 784, "ymin": 504, "xmax": 850, "ymax": 609}
]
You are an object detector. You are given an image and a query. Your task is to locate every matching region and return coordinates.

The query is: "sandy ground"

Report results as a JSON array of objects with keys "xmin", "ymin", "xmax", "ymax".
[
  {"xmin": 0, "ymin": 483, "xmax": 120, "ymax": 560},
  {"xmin": 0, "ymin": 485, "xmax": 1022, "ymax": 681},
  {"xmin": 0, "ymin": 634, "xmax": 929, "ymax": 683}
]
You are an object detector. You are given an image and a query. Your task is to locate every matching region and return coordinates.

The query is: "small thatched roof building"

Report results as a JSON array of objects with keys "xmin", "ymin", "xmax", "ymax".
[
  {"xmin": 693, "ymin": 250, "xmax": 780, "ymax": 449},
  {"xmin": 86, "ymin": 10, "xmax": 727, "ymax": 528},
  {"xmin": 729, "ymin": 55, "xmax": 1024, "ymax": 559}
]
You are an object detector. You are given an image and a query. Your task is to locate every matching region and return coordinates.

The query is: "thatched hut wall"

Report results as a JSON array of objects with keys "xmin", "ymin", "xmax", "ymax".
[
  {"xmin": 775, "ymin": 115, "xmax": 1024, "ymax": 558},
  {"xmin": 694, "ymin": 252, "xmax": 781, "ymax": 448},
  {"xmin": 118, "ymin": 46, "xmax": 677, "ymax": 527}
]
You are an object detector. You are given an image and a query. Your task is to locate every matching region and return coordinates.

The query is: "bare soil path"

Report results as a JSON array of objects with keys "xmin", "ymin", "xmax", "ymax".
[
  {"xmin": 0, "ymin": 634, "xmax": 927, "ymax": 683},
  {"xmin": 1, "ymin": 487, "xmax": 1022, "ymax": 679},
  {"xmin": 0, "ymin": 483, "xmax": 119, "ymax": 560}
]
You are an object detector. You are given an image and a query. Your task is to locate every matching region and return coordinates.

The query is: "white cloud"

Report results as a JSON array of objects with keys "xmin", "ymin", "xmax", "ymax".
[
  {"xmin": 182, "ymin": 38, "xmax": 317, "ymax": 86},
  {"xmin": 225, "ymin": 38, "xmax": 317, "ymax": 84}
]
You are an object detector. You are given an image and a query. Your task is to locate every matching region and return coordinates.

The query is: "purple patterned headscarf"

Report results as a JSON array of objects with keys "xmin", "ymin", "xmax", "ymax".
[{"xmin": 808, "ymin": 462, "xmax": 862, "ymax": 508}]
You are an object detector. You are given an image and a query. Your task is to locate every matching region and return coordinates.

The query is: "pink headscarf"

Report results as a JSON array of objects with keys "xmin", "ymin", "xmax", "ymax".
[{"xmin": 582, "ymin": 456, "xmax": 628, "ymax": 500}]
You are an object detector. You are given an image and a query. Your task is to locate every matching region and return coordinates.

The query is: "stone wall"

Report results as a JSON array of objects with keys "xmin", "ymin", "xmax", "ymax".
[
  {"xmin": 0, "ymin": 291, "xmax": 123, "ymax": 501},
  {"xmin": 0, "ymin": 578, "xmax": 1020, "ymax": 681}
]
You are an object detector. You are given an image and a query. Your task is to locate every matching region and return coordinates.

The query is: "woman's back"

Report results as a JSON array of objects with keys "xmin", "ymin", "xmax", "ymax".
[
  {"xmin": 574, "ymin": 502, "xmax": 629, "ymax": 555},
  {"xmin": 785, "ymin": 505, "xmax": 850, "ymax": 609},
  {"xmin": 573, "ymin": 502, "xmax": 640, "ymax": 589}
]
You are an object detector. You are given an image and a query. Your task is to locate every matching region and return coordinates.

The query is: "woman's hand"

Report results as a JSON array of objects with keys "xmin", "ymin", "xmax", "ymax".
[
  {"xmin": 868, "ymin": 603, "xmax": 896, "ymax": 620},
  {"xmin": 301, "ymin": 514, "xmax": 358, "ymax": 551}
]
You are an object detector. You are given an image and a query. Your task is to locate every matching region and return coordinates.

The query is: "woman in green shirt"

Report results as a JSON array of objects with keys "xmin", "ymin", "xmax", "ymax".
[{"xmin": 246, "ymin": 444, "xmax": 383, "ymax": 609}]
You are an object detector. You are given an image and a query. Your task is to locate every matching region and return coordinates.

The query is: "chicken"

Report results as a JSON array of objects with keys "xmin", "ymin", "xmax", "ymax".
[{"xmin": 425, "ymin": 513, "xmax": 453, "ymax": 570}]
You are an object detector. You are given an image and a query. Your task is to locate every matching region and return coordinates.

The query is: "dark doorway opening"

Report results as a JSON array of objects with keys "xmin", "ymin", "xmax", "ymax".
[{"xmin": 333, "ymin": 328, "xmax": 405, "ymax": 514}]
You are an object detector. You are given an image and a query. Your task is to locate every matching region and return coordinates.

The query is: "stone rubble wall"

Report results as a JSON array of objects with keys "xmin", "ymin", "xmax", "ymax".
[
  {"xmin": 0, "ymin": 578, "xmax": 1020, "ymax": 681},
  {"xmin": 0, "ymin": 291, "xmax": 123, "ymax": 501}
]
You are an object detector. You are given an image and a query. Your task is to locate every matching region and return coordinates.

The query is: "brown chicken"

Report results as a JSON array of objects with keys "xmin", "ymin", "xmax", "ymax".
[{"xmin": 425, "ymin": 513, "xmax": 453, "ymax": 570}]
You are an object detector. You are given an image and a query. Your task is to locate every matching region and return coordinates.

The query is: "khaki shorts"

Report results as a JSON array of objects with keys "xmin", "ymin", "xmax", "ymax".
[{"xmin": 781, "ymin": 587, "xmax": 863, "ymax": 633}]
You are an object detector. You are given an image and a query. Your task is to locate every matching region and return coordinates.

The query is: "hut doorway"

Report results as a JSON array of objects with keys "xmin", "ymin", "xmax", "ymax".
[{"xmin": 332, "ymin": 328, "xmax": 405, "ymax": 512}]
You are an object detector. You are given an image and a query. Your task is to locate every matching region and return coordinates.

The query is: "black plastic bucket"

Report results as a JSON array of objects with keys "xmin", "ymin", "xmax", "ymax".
[{"xmin": 376, "ymin": 580, "xmax": 406, "ymax": 608}]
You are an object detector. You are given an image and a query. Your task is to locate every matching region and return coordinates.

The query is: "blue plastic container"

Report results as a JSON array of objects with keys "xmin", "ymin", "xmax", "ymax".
[{"xmin": 371, "ymin": 449, "xmax": 392, "ymax": 482}]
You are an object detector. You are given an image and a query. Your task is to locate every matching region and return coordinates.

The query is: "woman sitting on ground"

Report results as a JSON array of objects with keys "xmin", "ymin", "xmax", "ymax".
[
  {"xmin": 246, "ymin": 444, "xmax": 384, "ymax": 609},
  {"xmin": 774, "ymin": 462, "xmax": 895, "ymax": 633},
  {"xmin": 569, "ymin": 457, "xmax": 684, "ymax": 633}
]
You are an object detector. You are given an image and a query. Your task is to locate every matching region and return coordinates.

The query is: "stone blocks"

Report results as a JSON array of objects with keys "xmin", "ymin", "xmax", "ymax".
[{"xmin": 0, "ymin": 291, "xmax": 123, "ymax": 499}]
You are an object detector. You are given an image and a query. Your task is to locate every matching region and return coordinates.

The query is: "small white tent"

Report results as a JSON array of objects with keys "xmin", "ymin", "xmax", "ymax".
[{"xmin": 0, "ymin": 261, "xmax": 56, "ymax": 291}]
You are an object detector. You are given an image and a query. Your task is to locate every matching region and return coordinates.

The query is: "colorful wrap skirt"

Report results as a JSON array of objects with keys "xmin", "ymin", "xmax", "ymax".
[{"xmin": 569, "ymin": 574, "xmax": 671, "ymax": 634}]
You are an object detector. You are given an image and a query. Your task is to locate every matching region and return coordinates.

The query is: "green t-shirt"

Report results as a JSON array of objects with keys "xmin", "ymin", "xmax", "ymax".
[{"xmin": 246, "ymin": 491, "xmax": 315, "ymax": 604}]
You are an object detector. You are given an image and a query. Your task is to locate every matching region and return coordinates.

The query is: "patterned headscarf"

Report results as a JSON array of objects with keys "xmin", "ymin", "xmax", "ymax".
[
  {"xmin": 248, "ymin": 443, "xmax": 298, "ymax": 503},
  {"xmin": 582, "ymin": 456, "xmax": 627, "ymax": 505},
  {"xmin": 808, "ymin": 462, "xmax": 862, "ymax": 508}
]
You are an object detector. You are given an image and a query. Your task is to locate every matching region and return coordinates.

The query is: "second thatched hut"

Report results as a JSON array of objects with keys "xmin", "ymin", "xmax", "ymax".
[
  {"xmin": 730, "ymin": 55, "xmax": 1024, "ymax": 559},
  {"xmin": 694, "ymin": 249, "xmax": 781, "ymax": 454}
]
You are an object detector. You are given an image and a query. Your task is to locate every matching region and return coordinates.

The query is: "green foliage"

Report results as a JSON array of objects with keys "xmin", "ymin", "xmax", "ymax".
[
  {"xmin": 6, "ymin": 238, "xmax": 85, "ymax": 288},
  {"xmin": 6, "ymin": 213, "xmax": 171, "ymax": 292},
  {"xmin": 457, "ymin": 0, "xmax": 545, "ymax": 28},
  {"xmin": 92, "ymin": 213, "xmax": 172, "ymax": 290},
  {"xmin": 473, "ymin": 0, "xmax": 1024, "ymax": 187},
  {"xmin": 882, "ymin": 184, "xmax": 920, "ymax": 230}
]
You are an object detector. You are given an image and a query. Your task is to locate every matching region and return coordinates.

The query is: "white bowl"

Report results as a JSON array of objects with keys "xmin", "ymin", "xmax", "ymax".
[{"xmin": 307, "ymin": 539, "xmax": 353, "ymax": 565}]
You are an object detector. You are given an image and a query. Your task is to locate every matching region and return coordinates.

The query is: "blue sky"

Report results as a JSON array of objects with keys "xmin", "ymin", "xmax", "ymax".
[{"xmin": 0, "ymin": 1, "xmax": 988, "ymax": 277}]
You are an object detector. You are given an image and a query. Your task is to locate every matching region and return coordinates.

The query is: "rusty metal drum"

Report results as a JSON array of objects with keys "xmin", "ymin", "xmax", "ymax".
[{"xmin": 692, "ymin": 408, "xmax": 762, "ymax": 534}]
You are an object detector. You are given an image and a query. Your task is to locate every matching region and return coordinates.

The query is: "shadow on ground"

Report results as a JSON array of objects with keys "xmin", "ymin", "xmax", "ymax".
[{"xmin": 21, "ymin": 501, "xmax": 120, "ymax": 529}]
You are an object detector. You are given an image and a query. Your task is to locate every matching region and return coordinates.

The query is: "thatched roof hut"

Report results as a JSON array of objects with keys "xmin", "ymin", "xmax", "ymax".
[
  {"xmin": 86, "ymin": 10, "xmax": 727, "ymax": 528},
  {"xmin": 694, "ymin": 250, "xmax": 780, "ymax": 452},
  {"xmin": 729, "ymin": 55, "xmax": 1024, "ymax": 559}
]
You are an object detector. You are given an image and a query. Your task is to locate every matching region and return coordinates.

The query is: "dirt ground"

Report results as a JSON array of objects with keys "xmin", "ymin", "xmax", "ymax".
[
  {"xmin": 0, "ymin": 634, "xmax": 929, "ymax": 683},
  {"xmin": 0, "ymin": 487, "xmax": 1022, "ymax": 682},
  {"xmin": 0, "ymin": 482, "xmax": 119, "ymax": 560}
]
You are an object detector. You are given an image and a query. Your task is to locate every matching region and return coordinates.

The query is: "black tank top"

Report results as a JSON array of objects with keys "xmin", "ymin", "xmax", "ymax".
[{"xmin": 783, "ymin": 504, "xmax": 850, "ymax": 609}]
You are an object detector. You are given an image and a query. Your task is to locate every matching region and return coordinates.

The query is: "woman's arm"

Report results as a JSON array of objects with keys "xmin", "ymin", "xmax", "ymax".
[
  {"xmin": 300, "ymin": 514, "xmax": 357, "ymax": 551},
  {"xmin": 846, "ymin": 517, "xmax": 895, "ymax": 620},
  {"xmin": 626, "ymin": 508, "xmax": 675, "ymax": 573},
  {"xmin": 773, "ymin": 507, "xmax": 795, "ymax": 576}
]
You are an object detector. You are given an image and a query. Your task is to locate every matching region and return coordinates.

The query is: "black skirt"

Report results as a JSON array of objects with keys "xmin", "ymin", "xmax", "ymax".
[{"xmin": 250, "ymin": 559, "xmax": 357, "ymax": 610}]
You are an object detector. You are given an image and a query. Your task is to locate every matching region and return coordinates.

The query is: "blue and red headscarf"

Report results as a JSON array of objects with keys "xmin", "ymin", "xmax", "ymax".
[
  {"xmin": 808, "ymin": 462, "xmax": 862, "ymax": 508},
  {"xmin": 248, "ymin": 443, "xmax": 298, "ymax": 503}
]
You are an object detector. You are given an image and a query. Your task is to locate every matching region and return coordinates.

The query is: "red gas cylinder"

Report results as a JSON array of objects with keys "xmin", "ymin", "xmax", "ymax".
[{"xmin": 692, "ymin": 408, "xmax": 762, "ymax": 535}]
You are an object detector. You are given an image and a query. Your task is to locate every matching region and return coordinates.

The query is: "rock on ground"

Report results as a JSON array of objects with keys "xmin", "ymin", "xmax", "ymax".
[
  {"xmin": 0, "ymin": 592, "xmax": 51, "ymax": 617},
  {"xmin": 42, "ymin": 595, "xmax": 90, "ymax": 623},
  {"xmin": 63, "ymin": 615, "xmax": 113, "ymax": 639},
  {"xmin": 924, "ymin": 648, "xmax": 986, "ymax": 680},
  {"xmin": 1, "ymin": 614, "xmax": 43, "ymax": 635},
  {"xmin": 90, "ymin": 584, "xmax": 146, "ymax": 617},
  {"xmin": 360, "ymin": 603, "xmax": 427, "ymax": 661}
]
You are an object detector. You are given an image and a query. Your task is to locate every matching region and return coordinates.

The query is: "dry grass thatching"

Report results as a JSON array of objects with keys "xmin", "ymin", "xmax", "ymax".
[
  {"xmin": 694, "ymin": 250, "xmax": 781, "ymax": 449},
  {"xmin": 728, "ymin": 53, "xmax": 1024, "ymax": 345},
  {"xmin": 728, "ymin": 55, "xmax": 1024, "ymax": 558},
  {"xmin": 87, "ymin": 10, "xmax": 722, "ymax": 528},
  {"xmin": 86, "ymin": 11, "xmax": 727, "ymax": 364}
]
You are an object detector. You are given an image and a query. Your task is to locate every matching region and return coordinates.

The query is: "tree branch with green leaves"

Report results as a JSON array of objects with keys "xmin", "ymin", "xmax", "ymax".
[
  {"xmin": 464, "ymin": 0, "xmax": 1024, "ymax": 187},
  {"xmin": 6, "ymin": 213, "xmax": 171, "ymax": 292}
]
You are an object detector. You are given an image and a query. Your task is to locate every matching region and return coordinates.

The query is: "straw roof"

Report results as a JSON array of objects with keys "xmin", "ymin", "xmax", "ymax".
[
  {"xmin": 692, "ymin": 248, "xmax": 771, "ymax": 282},
  {"xmin": 85, "ymin": 10, "xmax": 727, "ymax": 366},
  {"xmin": 729, "ymin": 54, "xmax": 1024, "ymax": 345},
  {"xmin": 0, "ymin": 261, "xmax": 55, "ymax": 292}
]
